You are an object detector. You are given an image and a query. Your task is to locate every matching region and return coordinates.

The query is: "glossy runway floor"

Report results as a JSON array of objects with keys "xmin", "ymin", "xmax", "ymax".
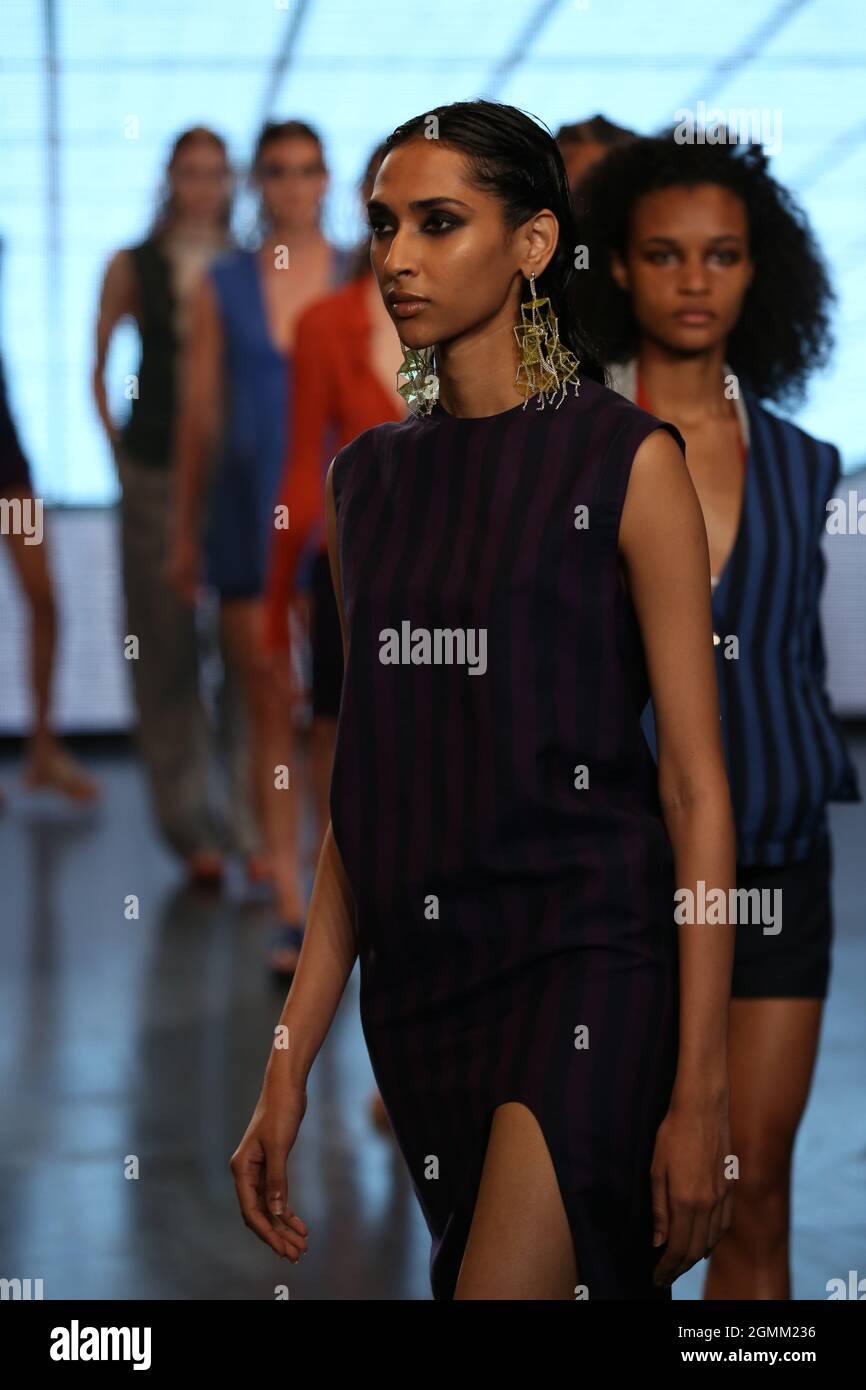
[{"xmin": 1, "ymin": 733, "xmax": 864, "ymax": 1301}]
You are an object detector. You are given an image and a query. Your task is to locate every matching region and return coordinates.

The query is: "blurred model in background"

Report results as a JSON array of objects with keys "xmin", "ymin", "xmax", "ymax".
[
  {"xmin": 94, "ymin": 126, "xmax": 249, "ymax": 885},
  {"xmin": 170, "ymin": 120, "xmax": 351, "ymax": 965},
  {"xmin": 262, "ymin": 141, "xmax": 406, "ymax": 981},
  {"xmin": 576, "ymin": 132, "xmax": 861, "ymax": 1299}
]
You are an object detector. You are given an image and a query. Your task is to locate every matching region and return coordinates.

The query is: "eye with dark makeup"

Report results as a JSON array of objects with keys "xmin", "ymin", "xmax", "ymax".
[
  {"xmin": 367, "ymin": 209, "xmax": 463, "ymax": 238},
  {"xmin": 421, "ymin": 210, "xmax": 462, "ymax": 234}
]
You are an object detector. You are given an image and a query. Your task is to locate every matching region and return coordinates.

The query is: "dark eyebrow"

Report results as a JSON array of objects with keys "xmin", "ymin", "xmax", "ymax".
[
  {"xmin": 639, "ymin": 233, "xmax": 744, "ymax": 246},
  {"xmin": 366, "ymin": 196, "xmax": 472, "ymax": 215}
]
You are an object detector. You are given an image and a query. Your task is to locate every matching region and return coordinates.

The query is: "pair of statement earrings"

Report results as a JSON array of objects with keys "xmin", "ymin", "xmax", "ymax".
[{"xmin": 396, "ymin": 272, "xmax": 582, "ymax": 418}]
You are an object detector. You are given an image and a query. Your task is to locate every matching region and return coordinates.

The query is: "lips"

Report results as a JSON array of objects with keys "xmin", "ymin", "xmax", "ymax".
[
  {"xmin": 387, "ymin": 290, "xmax": 429, "ymax": 304},
  {"xmin": 675, "ymin": 310, "xmax": 714, "ymax": 324},
  {"xmin": 388, "ymin": 295, "xmax": 430, "ymax": 319}
]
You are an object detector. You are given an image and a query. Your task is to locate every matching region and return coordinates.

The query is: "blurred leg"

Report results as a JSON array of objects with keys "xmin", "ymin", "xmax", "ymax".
[
  {"xmin": 117, "ymin": 454, "xmax": 219, "ymax": 860},
  {"xmin": 219, "ymin": 597, "xmax": 304, "ymax": 923},
  {"xmin": 3, "ymin": 491, "xmax": 99, "ymax": 802},
  {"xmin": 214, "ymin": 626, "xmax": 263, "ymax": 861}
]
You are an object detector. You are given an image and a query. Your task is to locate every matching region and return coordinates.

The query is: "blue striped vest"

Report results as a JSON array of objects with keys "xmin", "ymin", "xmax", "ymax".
[{"xmin": 612, "ymin": 366, "xmax": 862, "ymax": 866}]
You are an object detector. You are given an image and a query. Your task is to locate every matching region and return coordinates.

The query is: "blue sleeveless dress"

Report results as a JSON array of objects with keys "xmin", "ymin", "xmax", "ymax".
[
  {"xmin": 205, "ymin": 246, "xmax": 351, "ymax": 598},
  {"xmin": 329, "ymin": 378, "xmax": 686, "ymax": 1300}
]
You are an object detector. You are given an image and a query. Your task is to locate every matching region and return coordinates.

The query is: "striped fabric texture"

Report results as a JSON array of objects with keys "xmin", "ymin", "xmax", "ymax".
[{"xmin": 329, "ymin": 378, "xmax": 686, "ymax": 1299}]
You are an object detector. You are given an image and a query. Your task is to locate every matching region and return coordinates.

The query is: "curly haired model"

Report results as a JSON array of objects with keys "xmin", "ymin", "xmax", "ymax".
[{"xmin": 576, "ymin": 131, "xmax": 861, "ymax": 1299}]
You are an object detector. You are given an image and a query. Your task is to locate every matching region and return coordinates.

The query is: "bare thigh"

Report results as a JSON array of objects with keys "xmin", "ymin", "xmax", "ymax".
[
  {"xmin": 454, "ymin": 1101, "xmax": 578, "ymax": 1300},
  {"xmin": 728, "ymin": 998, "xmax": 824, "ymax": 1178}
]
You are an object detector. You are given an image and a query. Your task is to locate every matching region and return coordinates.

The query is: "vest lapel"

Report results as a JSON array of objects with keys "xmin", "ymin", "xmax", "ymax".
[{"xmin": 713, "ymin": 392, "xmax": 763, "ymax": 632}]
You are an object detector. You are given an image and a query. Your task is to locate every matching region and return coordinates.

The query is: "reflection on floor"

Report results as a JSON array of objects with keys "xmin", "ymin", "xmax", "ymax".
[{"xmin": 0, "ymin": 733, "xmax": 863, "ymax": 1301}]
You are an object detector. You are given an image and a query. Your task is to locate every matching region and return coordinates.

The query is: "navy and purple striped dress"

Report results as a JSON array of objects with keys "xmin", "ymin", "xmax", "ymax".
[{"xmin": 330, "ymin": 375, "xmax": 686, "ymax": 1300}]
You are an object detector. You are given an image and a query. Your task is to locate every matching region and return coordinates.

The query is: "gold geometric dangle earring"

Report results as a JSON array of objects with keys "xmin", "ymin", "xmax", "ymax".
[{"xmin": 513, "ymin": 272, "xmax": 581, "ymax": 410}]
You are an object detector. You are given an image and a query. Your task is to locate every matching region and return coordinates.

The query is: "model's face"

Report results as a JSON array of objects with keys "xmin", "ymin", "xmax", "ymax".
[
  {"xmin": 366, "ymin": 139, "xmax": 554, "ymax": 350},
  {"xmin": 256, "ymin": 136, "xmax": 327, "ymax": 231},
  {"xmin": 611, "ymin": 183, "xmax": 754, "ymax": 354},
  {"xmin": 170, "ymin": 141, "xmax": 232, "ymax": 224}
]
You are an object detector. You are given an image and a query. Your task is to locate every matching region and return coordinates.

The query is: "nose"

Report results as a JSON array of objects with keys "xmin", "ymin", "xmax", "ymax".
[
  {"xmin": 381, "ymin": 225, "xmax": 419, "ymax": 283},
  {"xmin": 678, "ymin": 253, "xmax": 709, "ymax": 295}
]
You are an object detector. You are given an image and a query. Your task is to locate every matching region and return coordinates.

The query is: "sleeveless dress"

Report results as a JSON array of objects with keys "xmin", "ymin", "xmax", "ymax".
[
  {"xmin": 329, "ymin": 376, "xmax": 686, "ymax": 1300},
  {"xmin": 121, "ymin": 234, "xmax": 228, "ymax": 468},
  {"xmin": 204, "ymin": 246, "xmax": 351, "ymax": 598}
]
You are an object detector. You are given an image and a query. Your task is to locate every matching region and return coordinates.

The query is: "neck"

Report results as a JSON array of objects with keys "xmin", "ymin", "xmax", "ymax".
[
  {"xmin": 435, "ymin": 306, "xmax": 526, "ymax": 419},
  {"xmin": 636, "ymin": 341, "xmax": 733, "ymax": 423},
  {"xmin": 162, "ymin": 216, "xmax": 224, "ymax": 242},
  {"xmin": 265, "ymin": 223, "xmax": 326, "ymax": 254}
]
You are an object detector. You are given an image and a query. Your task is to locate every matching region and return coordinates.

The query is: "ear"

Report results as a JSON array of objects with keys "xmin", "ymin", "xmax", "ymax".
[
  {"xmin": 610, "ymin": 249, "xmax": 629, "ymax": 292},
  {"xmin": 521, "ymin": 208, "xmax": 559, "ymax": 281}
]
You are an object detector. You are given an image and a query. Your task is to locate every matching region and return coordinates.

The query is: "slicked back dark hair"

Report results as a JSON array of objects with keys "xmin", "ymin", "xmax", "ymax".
[{"xmin": 574, "ymin": 132, "xmax": 835, "ymax": 406}]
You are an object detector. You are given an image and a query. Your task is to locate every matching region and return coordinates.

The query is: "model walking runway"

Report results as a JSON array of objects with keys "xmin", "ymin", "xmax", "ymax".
[{"xmin": 329, "ymin": 378, "xmax": 684, "ymax": 1298}]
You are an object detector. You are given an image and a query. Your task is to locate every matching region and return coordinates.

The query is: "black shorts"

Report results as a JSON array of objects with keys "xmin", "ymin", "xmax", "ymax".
[
  {"xmin": 310, "ymin": 548, "xmax": 344, "ymax": 719},
  {"xmin": 731, "ymin": 828, "xmax": 833, "ymax": 999}
]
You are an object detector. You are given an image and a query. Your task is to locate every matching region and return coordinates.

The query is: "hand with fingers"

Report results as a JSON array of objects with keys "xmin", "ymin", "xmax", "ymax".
[
  {"xmin": 649, "ymin": 1090, "xmax": 734, "ymax": 1289},
  {"xmin": 230, "ymin": 1081, "xmax": 310, "ymax": 1264}
]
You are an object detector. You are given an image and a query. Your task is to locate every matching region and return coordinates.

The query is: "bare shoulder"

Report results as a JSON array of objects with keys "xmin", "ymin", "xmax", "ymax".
[
  {"xmin": 630, "ymin": 425, "xmax": 688, "ymax": 483},
  {"xmin": 619, "ymin": 425, "xmax": 704, "ymax": 566},
  {"xmin": 622, "ymin": 427, "xmax": 692, "ymax": 515},
  {"xmin": 99, "ymin": 248, "xmax": 136, "ymax": 309},
  {"xmin": 104, "ymin": 247, "xmax": 133, "ymax": 279}
]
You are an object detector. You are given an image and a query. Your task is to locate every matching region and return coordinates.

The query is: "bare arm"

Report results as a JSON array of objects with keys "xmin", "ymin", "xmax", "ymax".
[
  {"xmin": 265, "ymin": 458, "xmax": 358, "ymax": 1091},
  {"xmin": 620, "ymin": 428, "xmax": 736, "ymax": 1095},
  {"xmin": 618, "ymin": 427, "xmax": 737, "ymax": 1284},
  {"xmin": 92, "ymin": 250, "xmax": 137, "ymax": 444},
  {"xmin": 230, "ymin": 458, "xmax": 358, "ymax": 1260}
]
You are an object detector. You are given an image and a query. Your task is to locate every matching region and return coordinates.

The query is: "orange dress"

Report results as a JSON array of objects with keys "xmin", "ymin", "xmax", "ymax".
[{"xmin": 263, "ymin": 274, "xmax": 406, "ymax": 652}]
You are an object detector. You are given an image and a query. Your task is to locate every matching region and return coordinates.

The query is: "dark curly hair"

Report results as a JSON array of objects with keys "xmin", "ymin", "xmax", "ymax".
[
  {"xmin": 574, "ymin": 132, "xmax": 835, "ymax": 406},
  {"xmin": 381, "ymin": 99, "xmax": 606, "ymax": 384}
]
